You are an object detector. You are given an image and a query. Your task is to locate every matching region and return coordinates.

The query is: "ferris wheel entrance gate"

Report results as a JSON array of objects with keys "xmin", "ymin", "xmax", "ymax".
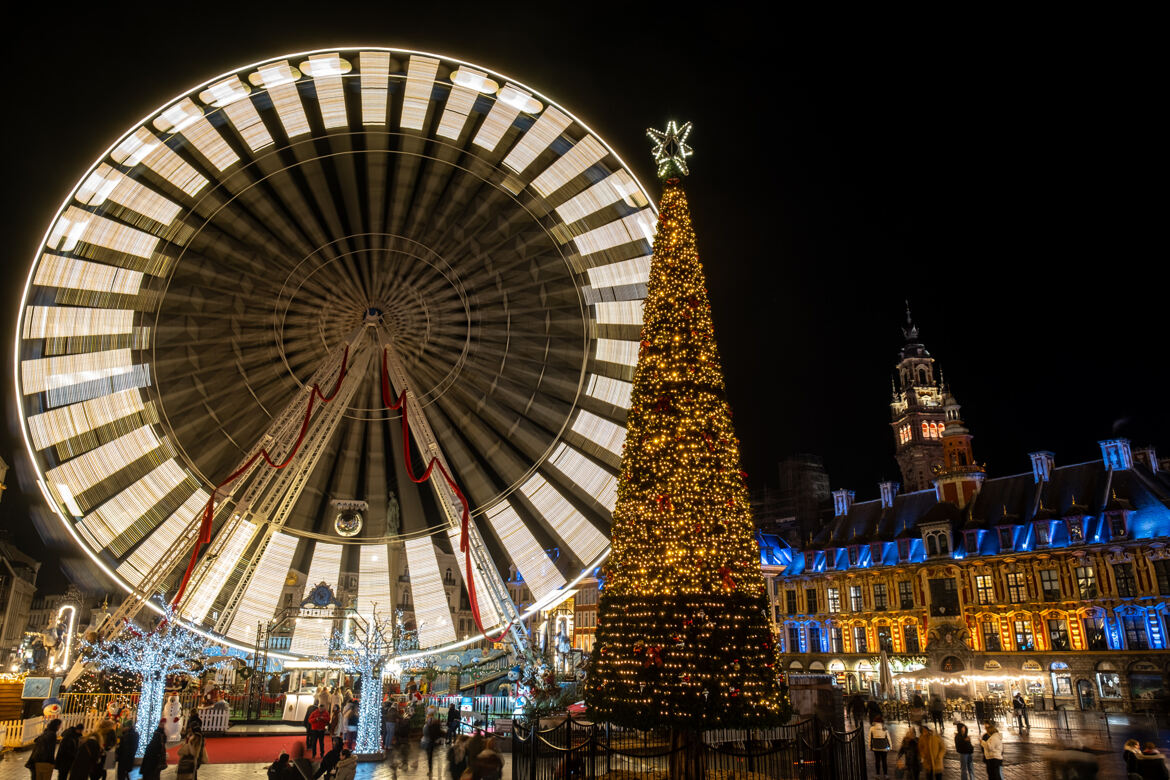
[{"xmin": 378, "ymin": 331, "xmax": 532, "ymax": 660}]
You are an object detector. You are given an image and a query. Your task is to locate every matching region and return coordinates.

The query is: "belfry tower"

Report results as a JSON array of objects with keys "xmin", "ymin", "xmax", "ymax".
[{"xmin": 889, "ymin": 306, "xmax": 947, "ymax": 491}]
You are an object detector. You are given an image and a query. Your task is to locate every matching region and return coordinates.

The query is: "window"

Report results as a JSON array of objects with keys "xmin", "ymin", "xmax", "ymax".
[
  {"xmin": 808, "ymin": 623, "xmax": 821, "ymax": 651},
  {"xmin": 829, "ymin": 626, "xmax": 843, "ymax": 653},
  {"xmin": 788, "ymin": 625, "xmax": 802, "ymax": 653},
  {"xmin": 1123, "ymin": 615, "xmax": 1149, "ymax": 650},
  {"xmin": 787, "ymin": 590, "xmax": 799, "ymax": 614},
  {"xmin": 873, "ymin": 583, "xmax": 888, "ymax": 611},
  {"xmin": 897, "ymin": 539, "xmax": 911, "ymax": 561},
  {"xmin": 1114, "ymin": 563, "xmax": 1137, "ymax": 597},
  {"xmin": 998, "ymin": 527, "xmax": 1014, "ymax": 550},
  {"xmin": 1156, "ymin": 560, "xmax": 1170, "ymax": 596},
  {"xmin": 1047, "ymin": 619, "xmax": 1070, "ymax": 651},
  {"xmin": 899, "ymin": 581, "xmax": 915, "ymax": 609},
  {"xmin": 806, "ymin": 588, "xmax": 819, "ymax": 614},
  {"xmin": 1109, "ymin": 514, "xmax": 1128, "ymax": 538},
  {"xmin": 850, "ymin": 585, "xmax": 864, "ymax": 612},
  {"xmin": 982, "ymin": 620, "xmax": 1001, "ymax": 651},
  {"xmin": 904, "ymin": 624, "xmax": 920, "ymax": 653},
  {"xmin": 1083, "ymin": 617, "xmax": 1108, "ymax": 650},
  {"xmin": 1005, "ymin": 572, "xmax": 1028, "ymax": 603},
  {"xmin": 1040, "ymin": 569, "xmax": 1062, "ymax": 601},
  {"xmin": 853, "ymin": 626, "xmax": 869, "ymax": 653},
  {"xmin": 827, "ymin": 588, "xmax": 841, "ymax": 613},
  {"xmin": 877, "ymin": 625, "xmax": 894, "ymax": 653},
  {"xmin": 975, "ymin": 574, "xmax": 995, "ymax": 604},
  {"xmin": 848, "ymin": 546, "xmax": 859, "ymax": 566},
  {"xmin": 1013, "ymin": 618, "xmax": 1035, "ymax": 651},
  {"xmin": 1076, "ymin": 566, "xmax": 1098, "ymax": 599},
  {"xmin": 1098, "ymin": 672, "xmax": 1122, "ymax": 699},
  {"xmin": 827, "ymin": 550, "xmax": 839, "ymax": 570},
  {"xmin": 1068, "ymin": 521, "xmax": 1084, "ymax": 543},
  {"xmin": 929, "ymin": 577, "xmax": 960, "ymax": 616},
  {"xmin": 1035, "ymin": 523, "xmax": 1051, "ymax": 546}
]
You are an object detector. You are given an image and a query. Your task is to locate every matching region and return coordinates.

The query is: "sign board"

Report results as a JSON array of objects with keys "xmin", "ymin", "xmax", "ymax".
[
  {"xmin": 21, "ymin": 677, "xmax": 52, "ymax": 699},
  {"xmin": 460, "ymin": 697, "xmax": 474, "ymax": 712},
  {"xmin": 494, "ymin": 718, "xmax": 512, "ymax": 735}
]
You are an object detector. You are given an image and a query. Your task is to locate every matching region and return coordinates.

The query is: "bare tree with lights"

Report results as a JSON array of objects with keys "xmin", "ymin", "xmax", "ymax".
[{"xmin": 78, "ymin": 599, "xmax": 216, "ymax": 758}]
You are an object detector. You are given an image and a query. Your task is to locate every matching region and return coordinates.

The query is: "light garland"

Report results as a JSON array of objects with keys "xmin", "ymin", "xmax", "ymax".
[{"xmin": 79, "ymin": 599, "xmax": 218, "ymax": 758}]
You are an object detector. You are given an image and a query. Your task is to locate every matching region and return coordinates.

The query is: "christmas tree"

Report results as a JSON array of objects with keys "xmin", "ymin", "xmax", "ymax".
[{"xmin": 586, "ymin": 122, "xmax": 788, "ymax": 729}]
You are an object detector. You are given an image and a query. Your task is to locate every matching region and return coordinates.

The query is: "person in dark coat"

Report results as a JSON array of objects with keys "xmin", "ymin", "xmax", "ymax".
[
  {"xmin": 1136, "ymin": 743, "xmax": 1170, "ymax": 780},
  {"xmin": 26, "ymin": 718, "xmax": 61, "ymax": 780},
  {"xmin": 139, "ymin": 721, "xmax": 168, "ymax": 780},
  {"xmin": 446, "ymin": 702, "xmax": 460, "ymax": 744},
  {"xmin": 267, "ymin": 752, "xmax": 294, "ymax": 780},
  {"xmin": 114, "ymin": 722, "xmax": 138, "ymax": 780},
  {"xmin": 185, "ymin": 708, "xmax": 202, "ymax": 736},
  {"xmin": 56, "ymin": 725, "xmax": 83, "ymax": 779},
  {"xmin": 423, "ymin": 715, "xmax": 443, "ymax": 774},
  {"xmin": 67, "ymin": 732, "xmax": 103, "ymax": 780},
  {"xmin": 313, "ymin": 738, "xmax": 343, "ymax": 779}
]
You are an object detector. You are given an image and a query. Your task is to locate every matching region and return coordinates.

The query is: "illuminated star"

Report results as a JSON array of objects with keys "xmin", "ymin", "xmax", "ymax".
[{"xmin": 647, "ymin": 120, "xmax": 694, "ymax": 179}]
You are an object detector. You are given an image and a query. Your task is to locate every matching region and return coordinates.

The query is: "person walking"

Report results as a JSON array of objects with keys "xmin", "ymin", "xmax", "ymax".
[
  {"xmin": 139, "ymin": 721, "xmax": 168, "ymax": 780},
  {"xmin": 56, "ymin": 725, "xmax": 82, "ymax": 780},
  {"xmin": 869, "ymin": 715, "xmax": 892, "ymax": 779},
  {"xmin": 447, "ymin": 701, "xmax": 460, "ymax": 744},
  {"xmin": 114, "ymin": 721, "xmax": 138, "ymax": 780},
  {"xmin": 1136, "ymin": 743, "xmax": 1170, "ymax": 780},
  {"xmin": 1012, "ymin": 692, "xmax": 1029, "ymax": 731},
  {"xmin": 954, "ymin": 722, "xmax": 975, "ymax": 780},
  {"xmin": 382, "ymin": 700, "xmax": 399, "ymax": 749},
  {"xmin": 930, "ymin": 697, "xmax": 945, "ymax": 732},
  {"xmin": 423, "ymin": 715, "xmax": 443, "ymax": 776},
  {"xmin": 850, "ymin": 694, "xmax": 867, "ymax": 727},
  {"xmin": 981, "ymin": 722, "xmax": 1003, "ymax": 780},
  {"xmin": 312, "ymin": 737, "xmax": 343, "ymax": 779},
  {"xmin": 66, "ymin": 731, "xmax": 102, "ymax": 780},
  {"xmin": 27, "ymin": 718, "xmax": 60, "ymax": 780},
  {"xmin": 919, "ymin": 724, "xmax": 946, "ymax": 780},
  {"xmin": 176, "ymin": 731, "xmax": 209, "ymax": 780},
  {"xmin": 1126, "ymin": 740, "xmax": 1144, "ymax": 779},
  {"xmin": 898, "ymin": 727, "xmax": 921, "ymax": 780}
]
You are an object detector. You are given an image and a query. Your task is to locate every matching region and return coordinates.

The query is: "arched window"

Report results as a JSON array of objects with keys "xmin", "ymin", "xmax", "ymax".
[
  {"xmin": 939, "ymin": 535, "xmax": 950, "ymax": 555},
  {"xmin": 959, "ymin": 452, "xmax": 967, "ymax": 465},
  {"xmin": 922, "ymin": 422, "xmax": 929, "ymax": 438},
  {"xmin": 927, "ymin": 536, "xmax": 938, "ymax": 556},
  {"xmin": 918, "ymin": 367, "xmax": 927, "ymax": 384}
]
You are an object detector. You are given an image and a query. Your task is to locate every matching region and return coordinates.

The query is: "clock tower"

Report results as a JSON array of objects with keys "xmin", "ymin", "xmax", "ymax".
[{"xmin": 890, "ymin": 306, "xmax": 947, "ymax": 492}]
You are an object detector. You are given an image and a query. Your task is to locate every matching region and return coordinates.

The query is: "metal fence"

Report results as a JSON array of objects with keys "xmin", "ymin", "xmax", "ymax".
[{"xmin": 513, "ymin": 714, "xmax": 867, "ymax": 780}]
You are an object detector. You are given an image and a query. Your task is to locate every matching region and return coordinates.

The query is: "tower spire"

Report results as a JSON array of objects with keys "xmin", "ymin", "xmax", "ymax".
[{"xmin": 902, "ymin": 299, "xmax": 919, "ymax": 341}]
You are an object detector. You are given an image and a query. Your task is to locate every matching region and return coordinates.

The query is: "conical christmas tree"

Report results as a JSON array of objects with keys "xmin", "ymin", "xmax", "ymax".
[{"xmin": 586, "ymin": 122, "xmax": 788, "ymax": 728}]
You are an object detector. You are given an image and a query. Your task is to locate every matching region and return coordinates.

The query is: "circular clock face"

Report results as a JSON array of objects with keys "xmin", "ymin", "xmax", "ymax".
[{"xmin": 334, "ymin": 510, "xmax": 363, "ymax": 537}]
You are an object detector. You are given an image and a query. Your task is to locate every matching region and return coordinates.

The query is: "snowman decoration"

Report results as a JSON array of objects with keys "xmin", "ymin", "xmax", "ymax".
[
  {"xmin": 42, "ymin": 697, "xmax": 62, "ymax": 723},
  {"xmin": 164, "ymin": 694, "xmax": 183, "ymax": 741}
]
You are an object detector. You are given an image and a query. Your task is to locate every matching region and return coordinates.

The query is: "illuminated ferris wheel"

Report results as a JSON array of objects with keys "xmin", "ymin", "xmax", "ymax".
[{"xmin": 14, "ymin": 48, "xmax": 656, "ymax": 658}]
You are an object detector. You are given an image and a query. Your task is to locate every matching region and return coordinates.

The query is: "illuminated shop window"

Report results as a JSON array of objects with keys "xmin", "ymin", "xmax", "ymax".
[{"xmin": 1097, "ymin": 670, "xmax": 1122, "ymax": 699}]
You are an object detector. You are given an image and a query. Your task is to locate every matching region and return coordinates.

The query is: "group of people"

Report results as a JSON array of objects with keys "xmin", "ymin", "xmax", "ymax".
[
  {"xmin": 24, "ymin": 713, "xmax": 209, "ymax": 780},
  {"xmin": 301, "ymin": 686, "xmax": 360, "ymax": 756},
  {"xmin": 267, "ymin": 739, "xmax": 357, "ymax": 780},
  {"xmin": 869, "ymin": 718, "xmax": 1001, "ymax": 780}
]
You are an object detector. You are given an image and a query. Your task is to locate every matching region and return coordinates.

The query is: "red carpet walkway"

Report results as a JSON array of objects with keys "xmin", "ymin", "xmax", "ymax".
[{"xmin": 166, "ymin": 735, "xmax": 318, "ymax": 764}]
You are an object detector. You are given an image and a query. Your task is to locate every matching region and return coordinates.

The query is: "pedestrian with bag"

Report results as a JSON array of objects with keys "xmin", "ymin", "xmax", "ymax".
[
  {"xmin": 982, "ymin": 721, "xmax": 1003, "ymax": 780},
  {"xmin": 897, "ymin": 726, "xmax": 921, "ymax": 780},
  {"xmin": 869, "ymin": 715, "xmax": 891, "ymax": 779},
  {"xmin": 27, "ymin": 718, "xmax": 60, "ymax": 780},
  {"xmin": 954, "ymin": 722, "xmax": 975, "ymax": 780},
  {"xmin": 176, "ymin": 731, "xmax": 209, "ymax": 780},
  {"xmin": 918, "ymin": 724, "xmax": 946, "ymax": 780}
]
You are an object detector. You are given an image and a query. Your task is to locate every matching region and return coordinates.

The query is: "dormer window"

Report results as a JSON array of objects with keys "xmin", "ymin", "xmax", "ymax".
[
  {"xmin": 827, "ymin": 550, "xmax": 839, "ymax": 570},
  {"xmin": 923, "ymin": 528, "xmax": 952, "ymax": 558},
  {"xmin": 1034, "ymin": 522, "xmax": 1052, "ymax": 547},
  {"xmin": 1108, "ymin": 513, "xmax": 1128, "ymax": 539},
  {"xmin": 964, "ymin": 530, "xmax": 981, "ymax": 555},
  {"xmin": 998, "ymin": 526, "xmax": 1015, "ymax": 551},
  {"xmin": 1067, "ymin": 520, "xmax": 1084, "ymax": 543},
  {"xmin": 848, "ymin": 546, "xmax": 860, "ymax": 566},
  {"xmin": 804, "ymin": 551, "xmax": 817, "ymax": 572},
  {"xmin": 869, "ymin": 542, "xmax": 885, "ymax": 565},
  {"xmin": 897, "ymin": 538, "xmax": 911, "ymax": 561}
]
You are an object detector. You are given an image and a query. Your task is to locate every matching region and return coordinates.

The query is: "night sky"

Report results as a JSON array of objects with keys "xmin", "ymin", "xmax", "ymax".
[{"xmin": 1, "ymin": 6, "xmax": 1163, "ymax": 592}]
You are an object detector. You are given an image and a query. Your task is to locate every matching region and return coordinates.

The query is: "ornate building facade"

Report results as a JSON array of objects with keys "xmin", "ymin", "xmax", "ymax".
[{"xmin": 762, "ymin": 322, "xmax": 1170, "ymax": 712}]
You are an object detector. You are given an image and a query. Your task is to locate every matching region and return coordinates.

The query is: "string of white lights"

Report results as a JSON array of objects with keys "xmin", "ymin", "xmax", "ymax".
[
  {"xmin": 573, "ymin": 209, "xmax": 656, "ymax": 256},
  {"xmin": 27, "ymin": 387, "xmax": 146, "ymax": 451},
  {"xmin": 290, "ymin": 542, "xmax": 342, "ymax": 656},
  {"xmin": 306, "ymin": 54, "xmax": 349, "ymax": 129},
  {"xmin": 81, "ymin": 459, "xmax": 189, "ymax": 552},
  {"xmin": 403, "ymin": 537, "xmax": 457, "ymax": 648},
  {"xmin": 115, "ymin": 489, "xmax": 209, "ymax": 585},
  {"xmin": 227, "ymin": 531, "xmax": 298, "ymax": 643},
  {"xmin": 77, "ymin": 164, "xmax": 182, "ymax": 226},
  {"xmin": 594, "ymin": 339, "xmax": 639, "ymax": 367},
  {"xmin": 570, "ymin": 409, "xmax": 626, "ymax": 456},
  {"xmin": 181, "ymin": 518, "xmax": 257, "ymax": 624},
  {"xmin": 32, "ymin": 254, "xmax": 144, "ymax": 295},
  {"xmin": 45, "ymin": 425, "xmax": 162, "ymax": 506}
]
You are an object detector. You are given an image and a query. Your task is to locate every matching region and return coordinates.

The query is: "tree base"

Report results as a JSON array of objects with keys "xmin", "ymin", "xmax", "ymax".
[{"xmin": 585, "ymin": 592, "xmax": 787, "ymax": 729}]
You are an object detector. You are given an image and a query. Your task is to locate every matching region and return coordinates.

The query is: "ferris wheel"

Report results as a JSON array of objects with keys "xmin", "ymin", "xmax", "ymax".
[{"xmin": 14, "ymin": 48, "xmax": 655, "ymax": 659}]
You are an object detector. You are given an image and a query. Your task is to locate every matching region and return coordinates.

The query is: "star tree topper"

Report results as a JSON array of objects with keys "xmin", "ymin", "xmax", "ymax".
[{"xmin": 647, "ymin": 120, "xmax": 694, "ymax": 178}]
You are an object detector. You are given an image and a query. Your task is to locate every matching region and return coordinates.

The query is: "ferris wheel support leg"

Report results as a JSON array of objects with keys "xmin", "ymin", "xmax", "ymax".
[{"xmin": 379, "ymin": 336, "xmax": 532, "ymax": 659}]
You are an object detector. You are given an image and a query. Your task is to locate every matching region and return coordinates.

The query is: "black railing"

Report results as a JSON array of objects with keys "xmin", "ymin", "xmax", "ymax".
[{"xmin": 513, "ymin": 714, "xmax": 866, "ymax": 780}]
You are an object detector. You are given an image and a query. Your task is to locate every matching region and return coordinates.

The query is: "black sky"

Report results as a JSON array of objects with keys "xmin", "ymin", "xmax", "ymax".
[{"xmin": 1, "ymin": 5, "xmax": 1164, "ymax": 592}]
